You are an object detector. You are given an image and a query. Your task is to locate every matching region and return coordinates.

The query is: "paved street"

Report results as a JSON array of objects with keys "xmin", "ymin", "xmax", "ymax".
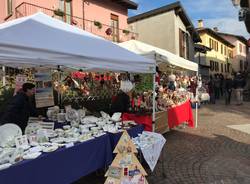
[{"xmin": 76, "ymin": 100, "xmax": 250, "ymax": 184}]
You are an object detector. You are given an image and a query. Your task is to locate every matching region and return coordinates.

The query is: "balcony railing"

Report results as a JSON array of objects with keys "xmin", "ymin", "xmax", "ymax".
[{"xmin": 15, "ymin": 2, "xmax": 138, "ymax": 42}]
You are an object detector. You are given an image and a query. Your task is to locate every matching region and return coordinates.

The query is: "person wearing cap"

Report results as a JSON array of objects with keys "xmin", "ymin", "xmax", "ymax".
[
  {"xmin": 0, "ymin": 83, "xmax": 37, "ymax": 132},
  {"xmin": 110, "ymin": 81, "xmax": 133, "ymax": 115}
]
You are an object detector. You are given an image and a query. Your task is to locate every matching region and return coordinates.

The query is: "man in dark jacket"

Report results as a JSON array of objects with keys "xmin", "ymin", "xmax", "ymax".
[
  {"xmin": 0, "ymin": 83, "xmax": 36, "ymax": 132},
  {"xmin": 224, "ymin": 75, "xmax": 233, "ymax": 105}
]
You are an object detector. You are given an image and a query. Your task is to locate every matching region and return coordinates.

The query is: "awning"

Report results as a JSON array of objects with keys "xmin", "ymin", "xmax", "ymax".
[
  {"xmin": 0, "ymin": 13, "xmax": 155, "ymax": 73},
  {"xmin": 119, "ymin": 40, "xmax": 198, "ymax": 72}
]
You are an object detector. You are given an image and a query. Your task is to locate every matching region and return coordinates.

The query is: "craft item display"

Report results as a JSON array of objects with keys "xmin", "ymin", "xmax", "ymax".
[
  {"xmin": 105, "ymin": 130, "xmax": 148, "ymax": 184},
  {"xmin": 132, "ymin": 131, "xmax": 166, "ymax": 172},
  {"xmin": 0, "ymin": 110, "xmax": 137, "ymax": 172}
]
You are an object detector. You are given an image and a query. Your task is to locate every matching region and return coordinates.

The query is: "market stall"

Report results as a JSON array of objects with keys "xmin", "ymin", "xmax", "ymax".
[
  {"xmin": 0, "ymin": 13, "xmax": 156, "ymax": 184},
  {"xmin": 119, "ymin": 40, "xmax": 199, "ymax": 133}
]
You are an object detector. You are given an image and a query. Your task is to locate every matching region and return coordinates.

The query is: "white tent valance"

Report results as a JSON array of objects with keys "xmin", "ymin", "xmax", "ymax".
[
  {"xmin": 118, "ymin": 40, "xmax": 198, "ymax": 72},
  {"xmin": 0, "ymin": 13, "xmax": 155, "ymax": 73}
]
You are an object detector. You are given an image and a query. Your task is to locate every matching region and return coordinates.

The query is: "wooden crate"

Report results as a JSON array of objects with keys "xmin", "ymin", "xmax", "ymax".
[{"xmin": 154, "ymin": 111, "xmax": 169, "ymax": 134}]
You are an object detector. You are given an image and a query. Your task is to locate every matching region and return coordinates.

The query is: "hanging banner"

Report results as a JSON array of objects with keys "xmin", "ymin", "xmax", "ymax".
[
  {"xmin": 14, "ymin": 74, "xmax": 27, "ymax": 95},
  {"xmin": 35, "ymin": 71, "xmax": 54, "ymax": 108}
]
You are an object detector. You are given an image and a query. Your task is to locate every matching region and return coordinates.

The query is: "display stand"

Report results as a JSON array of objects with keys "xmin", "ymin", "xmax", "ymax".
[{"xmin": 105, "ymin": 131, "xmax": 148, "ymax": 184}]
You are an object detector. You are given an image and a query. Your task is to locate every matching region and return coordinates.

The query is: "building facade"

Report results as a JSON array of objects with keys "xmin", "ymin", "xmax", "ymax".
[
  {"xmin": 197, "ymin": 21, "xmax": 235, "ymax": 77},
  {"xmin": 127, "ymin": 2, "xmax": 201, "ymax": 62},
  {"xmin": 218, "ymin": 32, "xmax": 249, "ymax": 73},
  {"xmin": 0, "ymin": 0, "xmax": 138, "ymax": 42}
]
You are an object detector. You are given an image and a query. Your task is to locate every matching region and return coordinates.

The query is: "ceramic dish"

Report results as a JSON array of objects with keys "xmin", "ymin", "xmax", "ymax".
[
  {"xmin": 50, "ymin": 138, "xmax": 65, "ymax": 144},
  {"xmin": 42, "ymin": 145, "xmax": 58, "ymax": 153},
  {"xmin": 0, "ymin": 124, "xmax": 22, "ymax": 147},
  {"xmin": 25, "ymin": 146, "xmax": 43, "ymax": 154},
  {"xmin": 64, "ymin": 138, "xmax": 78, "ymax": 143},
  {"xmin": 111, "ymin": 113, "xmax": 122, "ymax": 122},
  {"xmin": 23, "ymin": 152, "xmax": 42, "ymax": 160},
  {"xmin": 65, "ymin": 109, "xmax": 79, "ymax": 122},
  {"xmin": 0, "ymin": 163, "xmax": 12, "ymax": 171},
  {"xmin": 83, "ymin": 116, "xmax": 99, "ymax": 123}
]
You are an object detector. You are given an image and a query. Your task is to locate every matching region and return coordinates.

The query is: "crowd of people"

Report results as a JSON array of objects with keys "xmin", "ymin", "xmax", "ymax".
[{"xmin": 207, "ymin": 73, "xmax": 247, "ymax": 105}]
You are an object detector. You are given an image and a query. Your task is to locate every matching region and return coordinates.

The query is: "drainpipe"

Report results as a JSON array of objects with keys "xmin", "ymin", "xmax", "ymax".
[{"xmin": 82, "ymin": 0, "xmax": 85, "ymax": 30}]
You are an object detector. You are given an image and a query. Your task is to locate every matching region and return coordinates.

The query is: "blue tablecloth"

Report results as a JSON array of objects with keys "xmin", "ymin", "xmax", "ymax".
[
  {"xmin": 0, "ymin": 125, "xmax": 144, "ymax": 184},
  {"xmin": 108, "ymin": 124, "xmax": 144, "ymax": 151},
  {"xmin": 0, "ymin": 134, "xmax": 112, "ymax": 184}
]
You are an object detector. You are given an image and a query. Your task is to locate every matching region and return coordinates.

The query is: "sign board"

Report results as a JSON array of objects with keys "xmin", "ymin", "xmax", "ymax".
[{"xmin": 35, "ymin": 71, "xmax": 54, "ymax": 108}]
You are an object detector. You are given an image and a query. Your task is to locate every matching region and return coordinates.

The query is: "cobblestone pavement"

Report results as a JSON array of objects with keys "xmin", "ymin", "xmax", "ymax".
[{"xmin": 75, "ymin": 100, "xmax": 250, "ymax": 184}]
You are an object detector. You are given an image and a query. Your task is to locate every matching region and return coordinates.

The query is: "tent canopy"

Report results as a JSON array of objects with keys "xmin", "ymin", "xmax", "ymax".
[
  {"xmin": 119, "ymin": 40, "xmax": 198, "ymax": 72},
  {"xmin": 0, "ymin": 13, "xmax": 155, "ymax": 73}
]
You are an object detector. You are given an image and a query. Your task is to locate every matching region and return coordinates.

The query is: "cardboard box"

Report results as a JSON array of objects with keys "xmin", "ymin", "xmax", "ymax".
[{"xmin": 154, "ymin": 111, "xmax": 169, "ymax": 134}]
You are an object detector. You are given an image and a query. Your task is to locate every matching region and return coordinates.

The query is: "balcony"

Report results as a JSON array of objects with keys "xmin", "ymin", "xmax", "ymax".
[{"xmin": 15, "ymin": 2, "xmax": 138, "ymax": 43}]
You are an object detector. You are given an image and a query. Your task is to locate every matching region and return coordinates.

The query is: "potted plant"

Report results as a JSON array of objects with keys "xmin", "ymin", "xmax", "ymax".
[
  {"xmin": 122, "ymin": 29, "xmax": 130, "ymax": 35},
  {"xmin": 54, "ymin": 9, "xmax": 65, "ymax": 17},
  {"xmin": 94, "ymin": 21, "xmax": 102, "ymax": 29}
]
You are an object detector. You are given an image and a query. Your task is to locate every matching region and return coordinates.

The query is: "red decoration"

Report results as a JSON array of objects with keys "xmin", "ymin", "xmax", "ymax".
[{"xmin": 122, "ymin": 113, "xmax": 152, "ymax": 131}]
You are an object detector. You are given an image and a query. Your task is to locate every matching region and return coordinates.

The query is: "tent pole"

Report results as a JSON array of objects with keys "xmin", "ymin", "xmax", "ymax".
[
  {"xmin": 2, "ymin": 66, "xmax": 6, "ymax": 86},
  {"xmin": 152, "ymin": 73, "xmax": 156, "ymax": 132},
  {"xmin": 57, "ymin": 65, "xmax": 62, "ymax": 108},
  {"xmin": 195, "ymin": 71, "xmax": 198, "ymax": 128}
]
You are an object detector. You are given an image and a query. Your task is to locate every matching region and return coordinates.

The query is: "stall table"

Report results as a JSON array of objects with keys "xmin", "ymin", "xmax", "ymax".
[
  {"xmin": 0, "ymin": 125, "xmax": 144, "ymax": 184},
  {"xmin": 122, "ymin": 113, "xmax": 152, "ymax": 131},
  {"xmin": 167, "ymin": 100, "xmax": 194, "ymax": 129},
  {"xmin": 0, "ymin": 135, "xmax": 112, "ymax": 184}
]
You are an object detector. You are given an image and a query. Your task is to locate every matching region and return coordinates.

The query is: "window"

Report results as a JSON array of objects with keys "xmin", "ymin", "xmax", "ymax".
[
  {"xmin": 209, "ymin": 38, "xmax": 212, "ymax": 49},
  {"xmin": 210, "ymin": 60, "xmax": 214, "ymax": 71},
  {"xmin": 224, "ymin": 46, "xmax": 227, "ymax": 56},
  {"xmin": 215, "ymin": 62, "xmax": 219, "ymax": 71},
  {"xmin": 221, "ymin": 63, "xmax": 223, "ymax": 72},
  {"xmin": 58, "ymin": 0, "xmax": 72, "ymax": 24},
  {"xmin": 65, "ymin": 0, "xmax": 72, "ymax": 24},
  {"xmin": 224, "ymin": 64, "xmax": 227, "ymax": 72},
  {"xmin": 239, "ymin": 43, "xmax": 243, "ymax": 53},
  {"xmin": 179, "ymin": 29, "xmax": 187, "ymax": 58},
  {"xmin": 240, "ymin": 60, "xmax": 243, "ymax": 71},
  {"xmin": 7, "ymin": 0, "xmax": 12, "ymax": 15},
  {"xmin": 221, "ymin": 44, "xmax": 223, "ymax": 54},
  {"xmin": 229, "ymin": 50, "xmax": 233, "ymax": 58},
  {"xmin": 111, "ymin": 14, "xmax": 119, "ymax": 42}
]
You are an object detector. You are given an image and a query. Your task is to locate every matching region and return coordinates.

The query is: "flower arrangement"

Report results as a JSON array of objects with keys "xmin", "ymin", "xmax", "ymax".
[
  {"xmin": 94, "ymin": 21, "xmax": 102, "ymax": 29},
  {"xmin": 53, "ymin": 9, "xmax": 65, "ymax": 17}
]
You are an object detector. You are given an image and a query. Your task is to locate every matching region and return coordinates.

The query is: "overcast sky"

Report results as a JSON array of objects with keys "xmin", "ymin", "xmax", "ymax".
[{"xmin": 129, "ymin": 0, "xmax": 250, "ymax": 38}]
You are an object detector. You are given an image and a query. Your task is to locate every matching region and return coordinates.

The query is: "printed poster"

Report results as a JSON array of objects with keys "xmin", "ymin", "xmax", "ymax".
[{"xmin": 35, "ymin": 72, "xmax": 54, "ymax": 108}]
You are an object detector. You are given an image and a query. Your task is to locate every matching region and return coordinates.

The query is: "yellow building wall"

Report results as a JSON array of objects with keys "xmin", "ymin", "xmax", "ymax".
[{"xmin": 199, "ymin": 33, "xmax": 233, "ymax": 76}]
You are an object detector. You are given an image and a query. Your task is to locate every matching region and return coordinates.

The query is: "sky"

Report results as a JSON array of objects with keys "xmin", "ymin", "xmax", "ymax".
[{"xmin": 128, "ymin": 0, "xmax": 250, "ymax": 38}]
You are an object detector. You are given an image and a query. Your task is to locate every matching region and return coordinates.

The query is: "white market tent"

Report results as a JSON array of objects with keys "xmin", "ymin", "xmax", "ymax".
[
  {"xmin": 119, "ymin": 40, "xmax": 199, "ymax": 128},
  {"xmin": 0, "ymin": 12, "xmax": 155, "ymax": 73},
  {"xmin": 119, "ymin": 40, "xmax": 198, "ymax": 72}
]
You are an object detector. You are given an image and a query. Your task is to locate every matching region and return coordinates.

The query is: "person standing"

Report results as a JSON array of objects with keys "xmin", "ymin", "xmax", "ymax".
[
  {"xmin": 208, "ymin": 75, "xmax": 215, "ymax": 104},
  {"xmin": 214, "ymin": 74, "xmax": 221, "ymax": 100},
  {"xmin": 224, "ymin": 75, "xmax": 233, "ymax": 105},
  {"xmin": 0, "ymin": 83, "xmax": 37, "ymax": 133},
  {"xmin": 219, "ymin": 74, "xmax": 224, "ymax": 98},
  {"xmin": 233, "ymin": 73, "xmax": 246, "ymax": 105}
]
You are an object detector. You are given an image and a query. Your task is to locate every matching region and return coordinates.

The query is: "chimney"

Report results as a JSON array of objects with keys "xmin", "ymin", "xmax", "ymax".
[
  {"xmin": 198, "ymin": 19, "xmax": 204, "ymax": 28},
  {"xmin": 213, "ymin": 27, "xmax": 219, "ymax": 32}
]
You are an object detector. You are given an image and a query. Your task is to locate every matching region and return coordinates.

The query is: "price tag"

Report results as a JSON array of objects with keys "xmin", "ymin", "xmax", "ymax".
[{"xmin": 15, "ymin": 135, "xmax": 29, "ymax": 148}]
